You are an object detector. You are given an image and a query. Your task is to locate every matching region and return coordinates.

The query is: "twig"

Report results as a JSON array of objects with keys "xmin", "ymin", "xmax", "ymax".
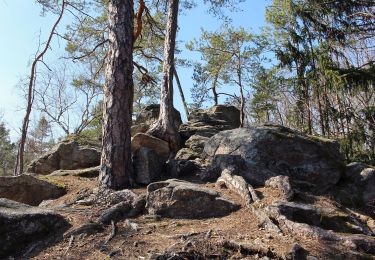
[
  {"xmin": 105, "ymin": 220, "xmax": 117, "ymax": 244},
  {"xmin": 64, "ymin": 235, "xmax": 74, "ymax": 256}
]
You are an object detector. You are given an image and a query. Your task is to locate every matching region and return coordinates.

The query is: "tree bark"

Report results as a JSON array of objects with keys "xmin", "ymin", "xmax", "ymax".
[
  {"xmin": 147, "ymin": 0, "xmax": 180, "ymax": 154},
  {"xmin": 237, "ymin": 54, "xmax": 245, "ymax": 127},
  {"xmin": 99, "ymin": 0, "xmax": 135, "ymax": 190},
  {"xmin": 14, "ymin": 0, "xmax": 66, "ymax": 176}
]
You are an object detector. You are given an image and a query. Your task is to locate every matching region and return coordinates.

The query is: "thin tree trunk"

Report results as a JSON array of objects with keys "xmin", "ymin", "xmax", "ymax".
[
  {"xmin": 316, "ymin": 88, "xmax": 325, "ymax": 136},
  {"xmin": 99, "ymin": 0, "xmax": 135, "ymax": 190},
  {"xmin": 174, "ymin": 68, "xmax": 189, "ymax": 117},
  {"xmin": 212, "ymin": 74, "xmax": 219, "ymax": 106},
  {"xmin": 147, "ymin": 0, "xmax": 180, "ymax": 154},
  {"xmin": 14, "ymin": 0, "xmax": 66, "ymax": 176},
  {"xmin": 237, "ymin": 55, "xmax": 245, "ymax": 127}
]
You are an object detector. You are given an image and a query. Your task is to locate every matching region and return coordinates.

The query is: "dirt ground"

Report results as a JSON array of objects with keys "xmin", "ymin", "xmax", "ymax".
[{"xmin": 29, "ymin": 175, "xmax": 374, "ymax": 260}]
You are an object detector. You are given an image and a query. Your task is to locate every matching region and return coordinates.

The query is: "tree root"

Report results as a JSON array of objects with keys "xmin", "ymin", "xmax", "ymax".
[{"xmin": 216, "ymin": 169, "xmax": 259, "ymax": 206}]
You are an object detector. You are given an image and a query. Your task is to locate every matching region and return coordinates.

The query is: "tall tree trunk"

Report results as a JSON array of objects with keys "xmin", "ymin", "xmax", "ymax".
[
  {"xmin": 147, "ymin": 0, "xmax": 180, "ymax": 154},
  {"xmin": 99, "ymin": 0, "xmax": 135, "ymax": 190},
  {"xmin": 14, "ymin": 0, "xmax": 66, "ymax": 176},
  {"xmin": 174, "ymin": 68, "xmax": 189, "ymax": 118}
]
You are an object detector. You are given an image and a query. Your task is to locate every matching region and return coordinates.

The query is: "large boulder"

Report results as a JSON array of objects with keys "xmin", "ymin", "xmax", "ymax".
[
  {"xmin": 203, "ymin": 125, "xmax": 345, "ymax": 192},
  {"xmin": 334, "ymin": 162, "xmax": 375, "ymax": 207},
  {"xmin": 0, "ymin": 198, "xmax": 69, "ymax": 258},
  {"xmin": 132, "ymin": 133, "xmax": 171, "ymax": 185},
  {"xmin": 26, "ymin": 140, "xmax": 101, "ymax": 175},
  {"xmin": 133, "ymin": 147, "xmax": 165, "ymax": 185},
  {"xmin": 146, "ymin": 179, "xmax": 240, "ymax": 219},
  {"xmin": 132, "ymin": 104, "xmax": 182, "ymax": 136},
  {"xmin": 131, "ymin": 133, "xmax": 170, "ymax": 158},
  {"xmin": 0, "ymin": 175, "xmax": 66, "ymax": 206}
]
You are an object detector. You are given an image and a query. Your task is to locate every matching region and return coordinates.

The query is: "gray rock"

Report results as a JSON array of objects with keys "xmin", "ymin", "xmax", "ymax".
[
  {"xmin": 0, "ymin": 175, "xmax": 66, "ymax": 206},
  {"xmin": 134, "ymin": 147, "xmax": 165, "ymax": 185},
  {"xmin": 265, "ymin": 175, "xmax": 294, "ymax": 200},
  {"xmin": 132, "ymin": 104, "xmax": 182, "ymax": 137},
  {"xmin": 179, "ymin": 105, "xmax": 240, "ymax": 140},
  {"xmin": 0, "ymin": 198, "xmax": 69, "ymax": 258},
  {"xmin": 174, "ymin": 148, "xmax": 200, "ymax": 161},
  {"xmin": 203, "ymin": 126, "xmax": 344, "ymax": 192},
  {"xmin": 134, "ymin": 104, "xmax": 182, "ymax": 130},
  {"xmin": 334, "ymin": 162, "xmax": 375, "ymax": 207},
  {"xmin": 131, "ymin": 133, "xmax": 170, "ymax": 159},
  {"xmin": 265, "ymin": 201, "xmax": 373, "ymax": 236},
  {"xmin": 26, "ymin": 140, "xmax": 101, "ymax": 175},
  {"xmin": 97, "ymin": 194, "xmax": 146, "ymax": 224},
  {"xmin": 76, "ymin": 188, "xmax": 139, "ymax": 207},
  {"xmin": 146, "ymin": 179, "xmax": 240, "ymax": 219},
  {"xmin": 185, "ymin": 135, "xmax": 209, "ymax": 154}
]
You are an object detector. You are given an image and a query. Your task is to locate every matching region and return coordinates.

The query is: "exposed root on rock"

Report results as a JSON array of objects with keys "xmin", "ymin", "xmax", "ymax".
[{"xmin": 216, "ymin": 168, "xmax": 259, "ymax": 206}]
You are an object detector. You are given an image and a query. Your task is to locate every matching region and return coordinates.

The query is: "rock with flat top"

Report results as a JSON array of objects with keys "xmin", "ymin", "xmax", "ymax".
[
  {"xmin": 0, "ymin": 174, "xmax": 65, "ymax": 206},
  {"xmin": 0, "ymin": 198, "xmax": 69, "ymax": 258},
  {"xmin": 26, "ymin": 140, "xmax": 101, "ymax": 175},
  {"xmin": 146, "ymin": 179, "xmax": 240, "ymax": 219}
]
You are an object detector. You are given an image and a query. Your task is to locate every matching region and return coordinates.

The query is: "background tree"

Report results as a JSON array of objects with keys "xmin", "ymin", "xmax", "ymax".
[
  {"xmin": 188, "ymin": 26, "xmax": 264, "ymax": 126},
  {"xmin": 14, "ymin": 0, "xmax": 66, "ymax": 175},
  {"xmin": 0, "ymin": 120, "xmax": 16, "ymax": 176}
]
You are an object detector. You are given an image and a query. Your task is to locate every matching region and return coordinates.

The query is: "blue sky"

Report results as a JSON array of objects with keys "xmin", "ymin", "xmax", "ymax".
[{"xmin": 0, "ymin": 0, "xmax": 269, "ymax": 140}]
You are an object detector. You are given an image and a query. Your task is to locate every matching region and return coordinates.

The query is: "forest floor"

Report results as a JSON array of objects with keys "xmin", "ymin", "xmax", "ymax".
[{"xmin": 30, "ymin": 175, "xmax": 367, "ymax": 259}]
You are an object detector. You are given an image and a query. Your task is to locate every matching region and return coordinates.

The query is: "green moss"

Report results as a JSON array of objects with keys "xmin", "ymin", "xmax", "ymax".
[
  {"xmin": 64, "ymin": 133, "xmax": 100, "ymax": 146},
  {"xmin": 36, "ymin": 175, "xmax": 67, "ymax": 190}
]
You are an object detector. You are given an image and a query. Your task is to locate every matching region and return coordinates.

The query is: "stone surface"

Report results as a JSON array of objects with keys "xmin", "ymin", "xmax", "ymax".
[
  {"xmin": 26, "ymin": 140, "xmax": 101, "ymax": 175},
  {"xmin": 0, "ymin": 198, "xmax": 69, "ymax": 258},
  {"xmin": 134, "ymin": 147, "xmax": 165, "ymax": 185},
  {"xmin": 146, "ymin": 179, "xmax": 240, "ymax": 219},
  {"xmin": 334, "ymin": 162, "xmax": 375, "ymax": 207},
  {"xmin": 131, "ymin": 133, "xmax": 170, "ymax": 159},
  {"xmin": 185, "ymin": 135, "xmax": 209, "ymax": 154},
  {"xmin": 0, "ymin": 175, "xmax": 66, "ymax": 206},
  {"xmin": 203, "ymin": 125, "xmax": 345, "ymax": 192},
  {"xmin": 76, "ymin": 187, "xmax": 139, "ymax": 207},
  {"xmin": 179, "ymin": 105, "xmax": 240, "ymax": 141},
  {"xmin": 174, "ymin": 148, "xmax": 200, "ymax": 161},
  {"xmin": 264, "ymin": 201, "xmax": 374, "ymax": 236},
  {"xmin": 265, "ymin": 175, "xmax": 294, "ymax": 200},
  {"xmin": 132, "ymin": 104, "xmax": 182, "ymax": 136}
]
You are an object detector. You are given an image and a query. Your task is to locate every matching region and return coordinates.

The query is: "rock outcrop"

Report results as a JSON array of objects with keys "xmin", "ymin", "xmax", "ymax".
[
  {"xmin": 0, "ymin": 175, "xmax": 66, "ymax": 206},
  {"xmin": 0, "ymin": 198, "xmax": 69, "ymax": 258},
  {"xmin": 334, "ymin": 162, "xmax": 375, "ymax": 207},
  {"xmin": 146, "ymin": 179, "xmax": 240, "ymax": 219},
  {"xmin": 132, "ymin": 104, "xmax": 182, "ymax": 136},
  {"xmin": 203, "ymin": 125, "xmax": 345, "ymax": 192},
  {"xmin": 171, "ymin": 105, "xmax": 241, "ymax": 178},
  {"xmin": 26, "ymin": 140, "xmax": 101, "ymax": 175},
  {"xmin": 179, "ymin": 105, "xmax": 240, "ymax": 141}
]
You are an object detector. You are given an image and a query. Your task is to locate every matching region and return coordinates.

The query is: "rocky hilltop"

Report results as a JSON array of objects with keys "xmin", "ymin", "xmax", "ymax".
[{"xmin": 0, "ymin": 105, "xmax": 374, "ymax": 259}]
